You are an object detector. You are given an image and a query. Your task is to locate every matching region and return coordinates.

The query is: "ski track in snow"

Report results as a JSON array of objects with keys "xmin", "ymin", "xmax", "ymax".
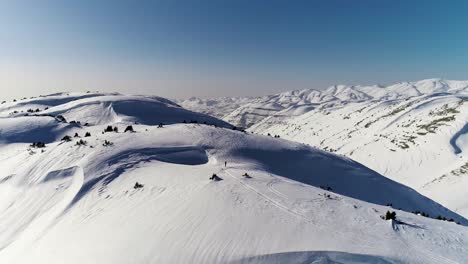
[{"xmin": 229, "ymin": 167, "xmax": 465, "ymax": 264}]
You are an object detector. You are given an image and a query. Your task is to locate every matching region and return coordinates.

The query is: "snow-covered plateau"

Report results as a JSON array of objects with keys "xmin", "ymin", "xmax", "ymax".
[{"xmin": 0, "ymin": 91, "xmax": 467, "ymax": 264}]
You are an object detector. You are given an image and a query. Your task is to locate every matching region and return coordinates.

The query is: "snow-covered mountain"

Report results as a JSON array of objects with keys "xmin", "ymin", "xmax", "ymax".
[
  {"xmin": 1, "ymin": 92, "xmax": 467, "ymax": 263},
  {"xmin": 178, "ymin": 79, "xmax": 468, "ymax": 218},
  {"xmin": 178, "ymin": 79, "xmax": 468, "ymax": 129}
]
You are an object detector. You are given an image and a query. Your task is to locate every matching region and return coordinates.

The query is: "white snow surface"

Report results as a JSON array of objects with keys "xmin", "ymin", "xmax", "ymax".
[
  {"xmin": 179, "ymin": 79, "xmax": 468, "ymax": 218},
  {"xmin": 0, "ymin": 92, "xmax": 467, "ymax": 264}
]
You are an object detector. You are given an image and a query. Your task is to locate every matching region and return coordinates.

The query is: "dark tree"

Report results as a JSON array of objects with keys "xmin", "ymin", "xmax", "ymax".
[
  {"xmin": 134, "ymin": 182, "xmax": 144, "ymax": 189},
  {"xmin": 104, "ymin": 126, "xmax": 114, "ymax": 132},
  {"xmin": 385, "ymin": 211, "xmax": 396, "ymax": 220}
]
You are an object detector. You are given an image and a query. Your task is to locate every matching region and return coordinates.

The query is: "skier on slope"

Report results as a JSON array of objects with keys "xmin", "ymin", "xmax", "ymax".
[{"xmin": 225, "ymin": 161, "xmax": 227, "ymax": 167}]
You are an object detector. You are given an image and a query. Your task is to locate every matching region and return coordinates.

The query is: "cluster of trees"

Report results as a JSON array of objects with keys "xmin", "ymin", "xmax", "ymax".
[
  {"xmin": 411, "ymin": 210, "xmax": 456, "ymax": 223},
  {"xmin": 266, "ymin": 133, "xmax": 281, "ymax": 138},
  {"xmin": 26, "ymin": 108, "xmax": 41, "ymax": 113},
  {"xmin": 104, "ymin": 125, "xmax": 137, "ymax": 133},
  {"xmin": 76, "ymin": 139, "xmax": 87, "ymax": 146},
  {"xmin": 30, "ymin": 142, "xmax": 46, "ymax": 148},
  {"xmin": 104, "ymin": 126, "xmax": 118, "ymax": 133}
]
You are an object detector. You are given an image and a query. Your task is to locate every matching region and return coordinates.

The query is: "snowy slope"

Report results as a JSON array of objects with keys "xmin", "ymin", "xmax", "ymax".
[
  {"xmin": 180, "ymin": 79, "xmax": 468, "ymax": 218},
  {"xmin": 0, "ymin": 92, "xmax": 467, "ymax": 263},
  {"xmin": 247, "ymin": 81, "xmax": 468, "ymax": 218}
]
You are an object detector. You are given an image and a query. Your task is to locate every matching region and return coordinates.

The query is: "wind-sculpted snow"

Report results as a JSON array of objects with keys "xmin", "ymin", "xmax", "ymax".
[
  {"xmin": 0, "ymin": 92, "xmax": 467, "ymax": 263},
  {"xmin": 230, "ymin": 251, "xmax": 397, "ymax": 264}
]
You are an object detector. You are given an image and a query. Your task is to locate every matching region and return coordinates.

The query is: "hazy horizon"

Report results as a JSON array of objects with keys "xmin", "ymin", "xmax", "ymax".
[{"xmin": 1, "ymin": 0, "xmax": 468, "ymax": 100}]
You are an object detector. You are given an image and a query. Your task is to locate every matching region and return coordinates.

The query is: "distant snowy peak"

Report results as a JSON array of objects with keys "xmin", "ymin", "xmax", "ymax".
[{"xmin": 178, "ymin": 78, "xmax": 468, "ymax": 128}]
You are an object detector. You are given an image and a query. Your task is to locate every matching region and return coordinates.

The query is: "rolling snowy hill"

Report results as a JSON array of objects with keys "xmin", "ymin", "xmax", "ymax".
[
  {"xmin": 179, "ymin": 79, "xmax": 468, "ymax": 218},
  {"xmin": 0, "ymin": 92, "xmax": 467, "ymax": 263}
]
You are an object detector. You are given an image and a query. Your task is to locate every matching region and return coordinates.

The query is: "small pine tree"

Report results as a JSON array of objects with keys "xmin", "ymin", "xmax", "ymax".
[
  {"xmin": 124, "ymin": 125, "xmax": 134, "ymax": 132},
  {"xmin": 74, "ymin": 132, "xmax": 79, "ymax": 138},
  {"xmin": 84, "ymin": 132, "xmax": 91, "ymax": 137},
  {"xmin": 76, "ymin": 139, "xmax": 87, "ymax": 146},
  {"xmin": 104, "ymin": 125, "xmax": 113, "ymax": 132},
  {"xmin": 62, "ymin": 135, "xmax": 72, "ymax": 142},
  {"xmin": 385, "ymin": 211, "xmax": 396, "ymax": 220},
  {"xmin": 103, "ymin": 140, "xmax": 113, "ymax": 147},
  {"xmin": 134, "ymin": 182, "xmax": 144, "ymax": 189},
  {"xmin": 113, "ymin": 126, "xmax": 118, "ymax": 133}
]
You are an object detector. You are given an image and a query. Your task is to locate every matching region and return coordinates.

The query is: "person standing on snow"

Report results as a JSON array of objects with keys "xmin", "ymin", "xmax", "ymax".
[{"xmin": 225, "ymin": 161, "xmax": 227, "ymax": 167}]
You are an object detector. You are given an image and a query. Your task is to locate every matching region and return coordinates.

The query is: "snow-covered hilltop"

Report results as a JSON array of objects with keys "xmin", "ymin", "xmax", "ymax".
[
  {"xmin": 179, "ymin": 79, "xmax": 468, "ymax": 218},
  {"xmin": 1, "ymin": 92, "xmax": 467, "ymax": 263}
]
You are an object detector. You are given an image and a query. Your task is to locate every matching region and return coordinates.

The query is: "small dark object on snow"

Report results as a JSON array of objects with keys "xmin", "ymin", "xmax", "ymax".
[
  {"xmin": 104, "ymin": 125, "xmax": 114, "ymax": 132},
  {"xmin": 157, "ymin": 123, "xmax": 164, "ymax": 128},
  {"xmin": 385, "ymin": 211, "xmax": 396, "ymax": 220},
  {"xmin": 134, "ymin": 182, "xmax": 144, "ymax": 189},
  {"xmin": 76, "ymin": 139, "xmax": 87, "ymax": 146},
  {"xmin": 55, "ymin": 115, "xmax": 67, "ymax": 123},
  {"xmin": 74, "ymin": 132, "xmax": 79, "ymax": 138},
  {"xmin": 103, "ymin": 140, "xmax": 113, "ymax": 146},
  {"xmin": 242, "ymin": 173, "xmax": 251, "ymax": 178},
  {"xmin": 124, "ymin": 125, "xmax": 134, "ymax": 132},
  {"xmin": 209, "ymin": 174, "xmax": 222, "ymax": 181},
  {"xmin": 320, "ymin": 186, "xmax": 333, "ymax": 191},
  {"xmin": 30, "ymin": 142, "xmax": 46, "ymax": 148},
  {"xmin": 62, "ymin": 135, "xmax": 72, "ymax": 142},
  {"xmin": 113, "ymin": 126, "xmax": 118, "ymax": 133},
  {"xmin": 84, "ymin": 132, "xmax": 91, "ymax": 137}
]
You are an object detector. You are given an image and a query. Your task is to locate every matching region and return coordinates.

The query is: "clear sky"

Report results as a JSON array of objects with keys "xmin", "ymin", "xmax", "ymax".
[{"xmin": 1, "ymin": 0, "xmax": 467, "ymax": 99}]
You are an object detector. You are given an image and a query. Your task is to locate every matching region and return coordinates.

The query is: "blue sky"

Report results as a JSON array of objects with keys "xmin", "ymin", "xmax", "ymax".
[{"xmin": 0, "ymin": 0, "xmax": 467, "ymax": 98}]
